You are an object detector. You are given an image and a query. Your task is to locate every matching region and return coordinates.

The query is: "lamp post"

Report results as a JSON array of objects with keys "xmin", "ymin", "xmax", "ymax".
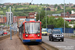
[
  {"xmin": 10, "ymin": 6, "xmax": 12, "ymax": 40},
  {"xmin": 45, "ymin": 8, "xmax": 47, "ymax": 28},
  {"xmin": 64, "ymin": 0, "xmax": 65, "ymax": 33},
  {"xmin": 39, "ymin": 11, "xmax": 40, "ymax": 21}
]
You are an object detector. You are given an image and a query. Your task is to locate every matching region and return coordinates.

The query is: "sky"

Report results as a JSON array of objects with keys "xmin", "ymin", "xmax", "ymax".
[{"xmin": 0, "ymin": 0, "xmax": 75, "ymax": 4}]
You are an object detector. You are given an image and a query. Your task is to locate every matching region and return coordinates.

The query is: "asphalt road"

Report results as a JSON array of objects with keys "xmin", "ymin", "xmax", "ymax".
[{"xmin": 42, "ymin": 36, "xmax": 75, "ymax": 50}]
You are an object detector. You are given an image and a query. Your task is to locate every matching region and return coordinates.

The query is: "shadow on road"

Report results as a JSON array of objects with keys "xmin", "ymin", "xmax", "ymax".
[
  {"xmin": 24, "ymin": 42, "xmax": 41, "ymax": 45},
  {"xmin": 50, "ymin": 40, "xmax": 64, "ymax": 42}
]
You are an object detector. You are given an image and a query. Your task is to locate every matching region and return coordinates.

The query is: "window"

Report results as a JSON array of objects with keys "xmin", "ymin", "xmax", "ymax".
[{"xmin": 25, "ymin": 22, "xmax": 40, "ymax": 34}]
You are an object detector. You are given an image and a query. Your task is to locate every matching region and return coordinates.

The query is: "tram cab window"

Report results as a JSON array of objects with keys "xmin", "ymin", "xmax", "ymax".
[{"xmin": 25, "ymin": 22, "xmax": 40, "ymax": 34}]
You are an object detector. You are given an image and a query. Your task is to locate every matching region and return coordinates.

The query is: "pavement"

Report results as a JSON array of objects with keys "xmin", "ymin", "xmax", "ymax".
[
  {"xmin": 42, "ymin": 36, "xmax": 75, "ymax": 50},
  {"xmin": 0, "ymin": 35, "xmax": 26, "ymax": 50}
]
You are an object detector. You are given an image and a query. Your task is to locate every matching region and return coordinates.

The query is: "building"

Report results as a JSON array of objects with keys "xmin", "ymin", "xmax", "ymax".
[
  {"xmin": 44, "ymin": 8, "xmax": 51, "ymax": 11},
  {"xmin": 13, "ymin": 16, "xmax": 17, "ymax": 23},
  {"xmin": 50, "ymin": 8, "xmax": 55, "ymax": 11},
  {"xmin": 4, "ymin": 3, "xmax": 11, "ymax": 5},
  {"xmin": 0, "ymin": 17, "xmax": 3, "ymax": 23},
  {"xmin": 52, "ymin": 14, "xmax": 61, "ymax": 16},
  {"xmin": 0, "ymin": 17, "xmax": 7, "ymax": 24},
  {"xmin": 69, "ymin": 14, "xmax": 75, "ymax": 18},
  {"xmin": 6, "ymin": 12, "xmax": 13, "ymax": 25},
  {"xmin": 71, "ymin": 10, "xmax": 75, "ymax": 14},
  {"xmin": 28, "ymin": 12, "xmax": 37, "ymax": 18},
  {"xmin": 61, "ymin": 12, "xmax": 70, "ymax": 18}
]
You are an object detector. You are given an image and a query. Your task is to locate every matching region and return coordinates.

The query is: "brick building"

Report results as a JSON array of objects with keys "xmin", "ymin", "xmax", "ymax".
[
  {"xmin": 0, "ymin": 12, "xmax": 37, "ymax": 23},
  {"xmin": 69, "ymin": 14, "xmax": 75, "ymax": 18},
  {"xmin": 0, "ymin": 17, "xmax": 7, "ymax": 23},
  {"xmin": 61, "ymin": 12, "xmax": 70, "ymax": 18}
]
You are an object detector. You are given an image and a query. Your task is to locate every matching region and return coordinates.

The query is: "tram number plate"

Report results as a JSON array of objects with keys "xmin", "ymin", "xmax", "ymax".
[{"xmin": 30, "ymin": 40, "xmax": 36, "ymax": 41}]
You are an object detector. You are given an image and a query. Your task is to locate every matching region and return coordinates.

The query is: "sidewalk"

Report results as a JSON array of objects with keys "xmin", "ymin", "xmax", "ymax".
[{"xmin": 0, "ymin": 35, "xmax": 26, "ymax": 50}]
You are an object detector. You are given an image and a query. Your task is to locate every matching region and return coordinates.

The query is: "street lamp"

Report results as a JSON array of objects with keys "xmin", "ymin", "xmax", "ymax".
[
  {"xmin": 10, "ymin": 6, "xmax": 12, "ymax": 40},
  {"xmin": 39, "ymin": 11, "xmax": 40, "ymax": 21},
  {"xmin": 30, "ymin": 0, "xmax": 33, "ymax": 5},
  {"xmin": 64, "ymin": 0, "xmax": 65, "ymax": 33},
  {"xmin": 45, "ymin": 7, "xmax": 47, "ymax": 28}
]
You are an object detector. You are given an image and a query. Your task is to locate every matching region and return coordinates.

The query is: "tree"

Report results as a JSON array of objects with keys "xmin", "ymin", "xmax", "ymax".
[
  {"xmin": 40, "ymin": 3, "xmax": 42, "ymax": 5},
  {"xmin": 41, "ymin": 16, "xmax": 71, "ymax": 28},
  {"xmin": 41, "ymin": 17, "xmax": 46, "ymax": 28},
  {"xmin": 56, "ymin": 17, "xmax": 71, "ymax": 28},
  {"xmin": 42, "ymin": 16, "xmax": 56, "ymax": 28},
  {"xmin": 73, "ymin": 5, "xmax": 75, "ymax": 7},
  {"xmin": 54, "ymin": 4, "xmax": 58, "ymax": 8},
  {"xmin": 55, "ymin": 17, "xmax": 64, "ymax": 28},
  {"xmin": 57, "ymin": 6, "xmax": 61, "ymax": 10},
  {"xmin": 47, "ymin": 16, "xmax": 56, "ymax": 27},
  {"xmin": 73, "ymin": 24, "xmax": 75, "ymax": 29},
  {"xmin": 29, "ymin": 3, "xmax": 31, "ymax": 5},
  {"xmin": 36, "ymin": 9, "xmax": 45, "ymax": 21}
]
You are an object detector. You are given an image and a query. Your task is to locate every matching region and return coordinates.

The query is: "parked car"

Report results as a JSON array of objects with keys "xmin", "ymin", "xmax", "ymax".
[
  {"xmin": 49, "ymin": 29, "xmax": 64, "ymax": 42},
  {"xmin": 42, "ymin": 28, "xmax": 47, "ymax": 36},
  {"xmin": 3, "ymin": 30, "xmax": 8, "ymax": 35},
  {"xmin": 0, "ymin": 31, "xmax": 4, "ymax": 36}
]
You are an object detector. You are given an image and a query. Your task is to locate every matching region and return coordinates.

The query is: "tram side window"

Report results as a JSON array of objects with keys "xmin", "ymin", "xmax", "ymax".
[
  {"xmin": 22, "ymin": 25, "xmax": 24, "ymax": 33},
  {"xmin": 21, "ymin": 25, "xmax": 24, "ymax": 33}
]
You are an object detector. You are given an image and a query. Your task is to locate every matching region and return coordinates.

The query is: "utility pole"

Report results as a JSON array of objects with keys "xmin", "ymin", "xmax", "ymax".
[
  {"xmin": 64, "ymin": 0, "xmax": 65, "ymax": 33},
  {"xmin": 39, "ymin": 11, "xmax": 40, "ymax": 21},
  {"xmin": 45, "ymin": 8, "xmax": 47, "ymax": 28},
  {"xmin": 10, "ymin": 6, "xmax": 12, "ymax": 40}
]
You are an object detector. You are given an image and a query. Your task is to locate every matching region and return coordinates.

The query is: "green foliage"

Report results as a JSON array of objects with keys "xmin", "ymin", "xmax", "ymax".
[
  {"xmin": 41, "ymin": 17, "xmax": 46, "ymax": 28},
  {"xmin": 73, "ymin": 5, "xmax": 75, "ymax": 7},
  {"xmin": 69, "ymin": 21, "xmax": 75, "ymax": 24},
  {"xmin": 73, "ymin": 24, "xmax": 75, "ymax": 29},
  {"xmin": 41, "ymin": 16, "xmax": 71, "ymax": 28},
  {"xmin": 0, "ymin": 4, "xmax": 73, "ymax": 16},
  {"xmin": 47, "ymin": 16, "xmax": 56, "ymax": 26},
  {"xmin": 57, "ymin": 6, "xmax": 61, "ymax": 10},
  {"xmin": 29, "ymin": 3, "xmax": 31, "ymax": 5},
  {"xmin": 54, "ymin": 4, "xmax": 58, "ymax": 8},
  {"xmin": 36, "ymin": 9, "xmax": 45, "ymax": 21},
  {"xmin": 55, "ymin": 17, "xmax": 64, "ymax": 28},
  {"xmin": 65, "ymin": 8, "xmax": 72, "ymax": 14}
]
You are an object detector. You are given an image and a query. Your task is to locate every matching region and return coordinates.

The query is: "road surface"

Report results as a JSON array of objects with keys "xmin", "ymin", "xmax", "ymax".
[{"xmin": 42, "ymin": 36, "xmax": 75, "ymax": 50}]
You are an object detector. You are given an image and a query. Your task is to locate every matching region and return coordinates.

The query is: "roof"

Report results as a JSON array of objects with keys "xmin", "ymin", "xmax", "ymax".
[
  {"xmin": 29, "ymin": 12, "xmax": 35, "ymax": 15},
  {"xmin": 50, "ymin": 16, "xmax": 69, "ymax": 18},
  {"xmin": 70, "ymin": 14, "xmax": 75, "ymax": 17},
  {"xmin": 52, "ymin": 14, "xmax": 61, "ymax": 16}
]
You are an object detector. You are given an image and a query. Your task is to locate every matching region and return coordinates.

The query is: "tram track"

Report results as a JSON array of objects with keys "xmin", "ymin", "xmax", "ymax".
[
  {"xmin": 22, "ymin": 42, "xmax": 58, "ymax": 50},
  {"xmin": 17, "ymin": 32, "xmax": 58, "ymax": 50},
  {"xmin": 27, "ymin": 44, "xmax": 46, "ymax": 50}
]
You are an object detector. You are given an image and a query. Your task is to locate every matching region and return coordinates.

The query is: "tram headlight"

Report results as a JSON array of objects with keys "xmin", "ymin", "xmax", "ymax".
[
  {"xmin": 38, "ymin": 34, "xmax": 40, "ymax": 36},
  {"xmin": 25, "ymin": 35, "xmax": 28, "ymax": 37}
]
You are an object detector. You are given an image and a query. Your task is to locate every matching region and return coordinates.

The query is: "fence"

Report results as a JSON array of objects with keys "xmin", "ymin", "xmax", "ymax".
[{"xmin": 47, "ymin": 28, "xmax": 74, "ymax": 33}]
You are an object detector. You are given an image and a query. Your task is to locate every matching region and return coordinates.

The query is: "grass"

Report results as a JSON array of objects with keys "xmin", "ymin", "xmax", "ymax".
[
  {"xmin": 71, "ymin": 35, "xmax": 75, "ymax": 37},
  {"xmin": 7, "ymin": 8, "xmax": 10, "ymax": 12},
  {"xmin": 0, "ymin": 11, "xmax": 3, "ymax": 13},
  {"xmin": 17, "ymin": 8, "xmax": 24, "ymax": 10},
  {"xmin": 3, "ymin": 7, "xmax": 6, "ymax": 9},
  {"xmin": 29, "ymin": 5, "xmax": 38, "ymax": 8}
]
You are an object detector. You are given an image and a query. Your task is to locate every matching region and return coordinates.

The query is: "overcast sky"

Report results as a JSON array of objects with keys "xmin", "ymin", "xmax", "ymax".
[{"xmin": 0, "ymin": 0, "xmax": 75, "ymax": 4}]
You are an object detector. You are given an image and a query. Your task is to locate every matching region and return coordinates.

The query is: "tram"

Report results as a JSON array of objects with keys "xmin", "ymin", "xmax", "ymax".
[{"xmin": 18, "ymin": 20, "xmax": 42, "ymax": 43}]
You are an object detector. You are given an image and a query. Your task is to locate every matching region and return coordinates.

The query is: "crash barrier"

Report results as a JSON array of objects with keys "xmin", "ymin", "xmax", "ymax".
[{"xmin": 63, "ymin": 33, "xmax": 75, "ymax": 37}]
